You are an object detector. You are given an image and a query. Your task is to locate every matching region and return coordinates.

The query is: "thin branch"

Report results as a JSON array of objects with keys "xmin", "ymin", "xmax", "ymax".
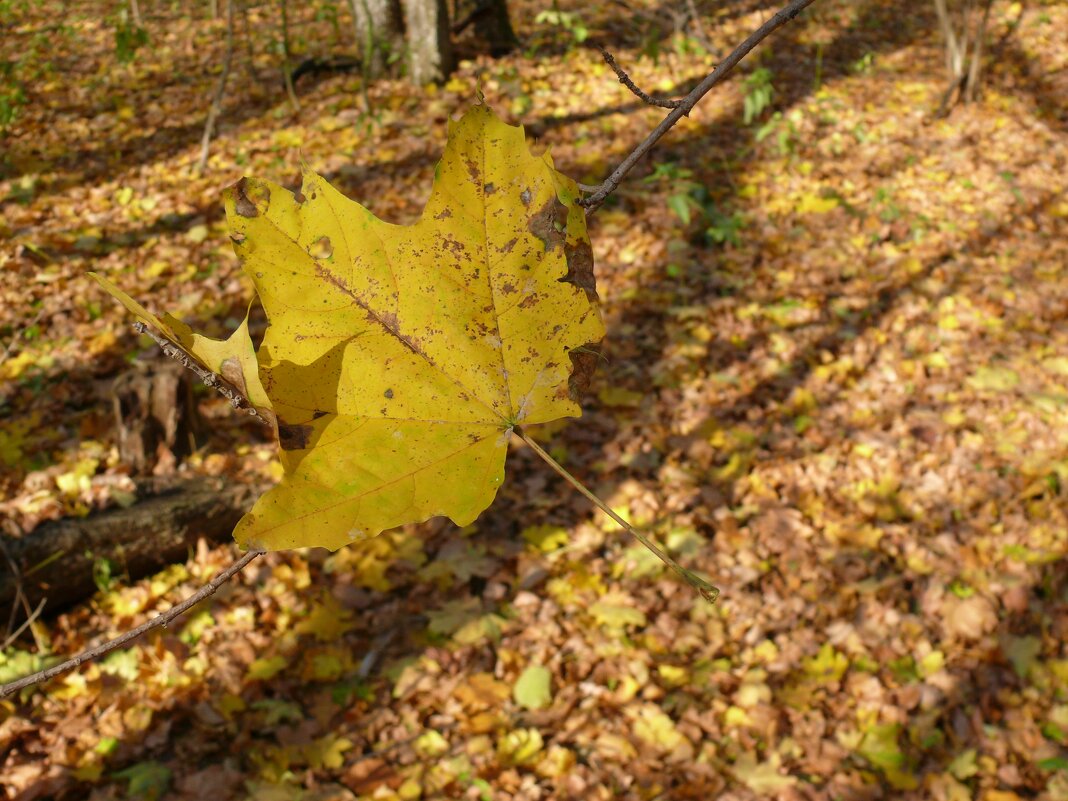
[
  {"xmin": 0, "ymin": 549, "xmax": 263, "ymax": 699},
  {"xmin": 513, "ymin": 428, "xmax": 719, "ymax": 604},
  {"xmin": 279, "ymin": 0, "xmax": 302, "ymax": 112},
  {"xmin": 0, "ymin": 598, "xmax": 45, "ymax": 651},
  {"xmin": 197, "ymin": 0, "xmax": 236, "ymax": 173},
  {"xmin": 0, "ymin": 530, "xmax": 46, "ymax": 651},
  {"xmin": 596, "ymin": 45, "xmax": 682, "ymax": 109},
  {"xmin": 132, "ymin": 322, "xmax": 272, "ymax": 427},
  {"xmin": 581, "ymin": 0, "xmax": 817, "ymax": 211}
]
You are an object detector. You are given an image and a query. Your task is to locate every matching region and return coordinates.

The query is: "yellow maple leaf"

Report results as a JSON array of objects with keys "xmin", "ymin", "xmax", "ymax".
[
  {"xmin": 294, "ymin": 594, "xmax": 354, "ymax": 641},
  {"xmin": 224, "ymin": 104, "xmax": 603, "ymax": 551}
]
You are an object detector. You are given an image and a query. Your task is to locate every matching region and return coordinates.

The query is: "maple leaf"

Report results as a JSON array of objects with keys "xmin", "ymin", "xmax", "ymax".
[{"xmin": 148, "ymin": 104, "xmax": 599, "ymax": 551}]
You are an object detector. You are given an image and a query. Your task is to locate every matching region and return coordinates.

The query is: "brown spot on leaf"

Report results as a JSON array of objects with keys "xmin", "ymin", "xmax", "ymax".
[
  {"xmin": 528, "ymin": 197, "xmax": 567, "ymax": 252},
  {"xmin": 566, "ymin": 343, "xmax": 602, "ymax": 402},
  {"xmin": 485, "ymin": 182, "xmax": 496, "ymax": 194},
  {"xmin": 497, "ymin": 237, "xmax": 517, "ymax": 255},
  {"xmin": 441, "ymin": 237, "xmax": 466, "ymax": 256},
  {"xmin": 435, "ymin": 208, "xmax": 453, "ymax": 220},
  {"xmin": 384, "ymin": 388, "xmax": 394, "ymax": 399},
  {"xmin": 465, "ymin": 158, "xmax": 480, "ymax": 183},
  {"xmin": 520, "ymin": 188, "xmax": 532, "ymax": 206},
  {"xmin": 560, "ymin": 238, "xmax": 599, "ymax": 303},
  {"xmin": 312, "ymin": 410, "xmax": 329, "ymax": 420},
  {"xmin": 278, "ymin": 421, "xmax": 313, "ymax": 450},
  {"xmin": 233, "ymin": 177, "xmax": 260, "ymax": 217}
]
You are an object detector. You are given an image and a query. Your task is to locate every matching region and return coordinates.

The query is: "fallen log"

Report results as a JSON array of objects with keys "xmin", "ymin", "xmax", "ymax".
[{"xmin": 0, "ymin": 477, "xmax": 257, "ymax": 618}]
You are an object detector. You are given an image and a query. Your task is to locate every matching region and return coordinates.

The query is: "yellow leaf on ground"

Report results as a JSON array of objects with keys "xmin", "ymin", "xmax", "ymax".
[{"xmin": 796, "ymin": 193, "xmax": 839, "ymax": 214}]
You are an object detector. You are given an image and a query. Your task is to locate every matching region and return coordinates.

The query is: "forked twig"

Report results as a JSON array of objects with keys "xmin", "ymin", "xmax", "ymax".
[
  {"xmin": 132, "ymin": 321, "xmax": 271, "ymax": 427},
  {"xmin": 582, "ymin": 0, "xmax": 817, "ymax": 210},
  {"xmin": 596, "ymin": 44, "xmax": 682, "ymax": 109},
  {"xmin": 0, "ymin": 549, "xmax": 263, "ymax": 699}
]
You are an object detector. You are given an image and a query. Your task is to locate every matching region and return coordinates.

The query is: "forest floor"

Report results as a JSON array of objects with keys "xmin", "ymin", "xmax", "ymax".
[{"xmin": 2, "ymin": 0, "xmax": 1068, "ymax": 799}]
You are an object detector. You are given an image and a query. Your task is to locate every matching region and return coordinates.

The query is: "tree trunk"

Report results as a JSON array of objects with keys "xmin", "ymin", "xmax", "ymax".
[
  {"xmin": 0, "ymin": 478, "xmax": 257, "ymax": 618},
  {"xmin": 403, "ymin": 0, "xmax": 454, "ymax": 83},
  {"xmin": 932, "ymin": 0, "xmax": 994, "ymax": 114},
  {"xmin": 348, "ymin": 0, "xmax": 404, "ymax": 78},
  {"xmin": 473, "ymin": 0, "xmax": 518, "ymax": 57}
]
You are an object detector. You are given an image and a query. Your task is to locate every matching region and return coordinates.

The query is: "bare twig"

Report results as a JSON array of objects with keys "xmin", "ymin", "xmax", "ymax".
[
  {"xmin": 279, "ymin": 0, "xmax": 302, "ymax": 112},
  {"xmin": 0, "ymin": 530, "xmax": 45, "ymax": 651},
  {"xmin": 581, "ymin": 0, "xmax": 817, "ymax": 211},
  {"xmin": 0, "ymin": 549, "xmax": 263, "ymax": 699},
  {"xmin": 0, "ymin": 598, "xmax": 45, "ymax": 651},
  {"xmin": 596, "ymin": 45, "xmax": 682, "ymax": 109},
  {"xmin": 197, "ymin": 0, "xmax": 236, "ymax": 172},
  {"xmin": 132, "ymin": 322, "xmax": 272, "ymax": 427}
]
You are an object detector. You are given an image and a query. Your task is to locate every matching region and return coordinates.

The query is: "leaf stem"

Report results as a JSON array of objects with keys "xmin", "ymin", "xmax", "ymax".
[{"xmin": 513, "ymin": 427, "xmax": 719, "ymax": 604}]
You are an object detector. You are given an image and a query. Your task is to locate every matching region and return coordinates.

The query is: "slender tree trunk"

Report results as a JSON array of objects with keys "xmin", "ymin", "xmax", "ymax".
[
  {"xmin": 129, "ymin": 0, "xmax": 142, "ymax": 27},
  {"xmin": 963, "ymin": 0, "xmax": 992, "ymax": 102},
  {"xmin": 197, "ymin": 0, "xmax": 235, "ymax": 172},
  {"xmin": 403, "ymin": 0, "xmax": 454, "ymax": 83},
  {"xmin": 933, "ymin": 0, "xmax": 994, "ymax": 113},
  {"xmin": 279, "ymin": 0, "xmax": 301, "ymax": 111}
]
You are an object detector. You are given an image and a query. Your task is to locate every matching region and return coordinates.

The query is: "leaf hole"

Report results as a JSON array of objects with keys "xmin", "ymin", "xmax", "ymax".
[{"xmin": 309, "ymin": 236, "xmax": 333, "ymax": 260}]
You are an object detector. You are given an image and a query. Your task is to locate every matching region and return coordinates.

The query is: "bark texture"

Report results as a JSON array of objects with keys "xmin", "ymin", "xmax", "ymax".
[
  {"xmin": 403, "ymin": 0, "xmax": 454, "ymax": 84},
  {"xmin": 473, "ymin": 0, "xmax": 518, "ymax": 56},
  {"xmin": 112, "ymin": 360, "xmax": 204, "ymax": 475},
  {"xmin": 348, "ymin": 0, "xmax": 404, "ymax": 77},
  {"xmin": 0, "ymin": 477, "xmax": 257, "ymax": 616}
]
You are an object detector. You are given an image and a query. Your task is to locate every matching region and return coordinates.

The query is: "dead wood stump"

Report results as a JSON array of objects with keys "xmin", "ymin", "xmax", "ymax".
[{"xmin": 112, "ymin": 360, "xmax": 204, "ymax": 474}]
